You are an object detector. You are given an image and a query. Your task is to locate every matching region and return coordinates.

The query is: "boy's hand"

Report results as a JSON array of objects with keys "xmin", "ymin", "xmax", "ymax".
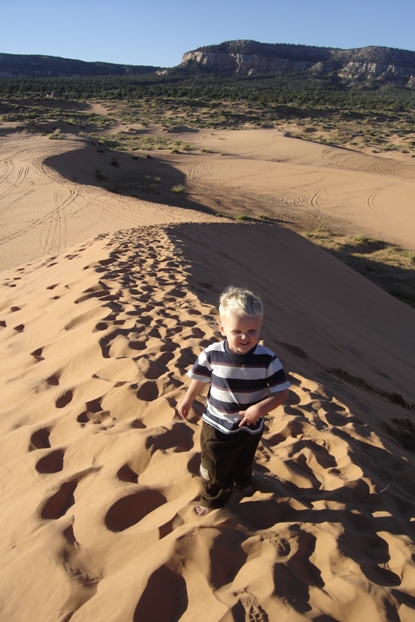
[
  {"xmin": 238, "ymin": 389, "xmax": 289, "ymax": 427},
  {"xmin": 238, "ymin": 405, "xmax": 261, "ymax": 427},
  {"xmin": 178, "ymin": 379, "xmax": 206, "ymax": 420},
  {"xmin": 178, "ymin": 398, "xmax": 192, "ymax": 420}
]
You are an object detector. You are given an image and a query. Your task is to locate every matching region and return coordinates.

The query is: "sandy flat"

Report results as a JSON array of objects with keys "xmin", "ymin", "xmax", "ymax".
[{"xmin": 0, "ymin": 128, "xmax": 415, "ymax": 621}]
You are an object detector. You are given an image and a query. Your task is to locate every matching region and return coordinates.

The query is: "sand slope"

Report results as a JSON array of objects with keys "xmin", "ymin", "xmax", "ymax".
[
  {"xmin": 2, "ymin": 129, "xmax": 415, "ymax": 273},
  {"xmin": 1, "ymin": 218, "xmax": 415, "ymax": 621},
  {"xmin": 0, "ymin": 135, "xmax": 219, "ymax": 271},
  {"xmin": 171, "ymin": 129, "xmax": 415, "ymax": 248}
]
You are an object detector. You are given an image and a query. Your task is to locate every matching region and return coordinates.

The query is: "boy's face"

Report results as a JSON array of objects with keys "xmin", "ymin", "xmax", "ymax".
[{"xmin": 219, "ymin": 311, "xmax": 262, "ymax": 355}]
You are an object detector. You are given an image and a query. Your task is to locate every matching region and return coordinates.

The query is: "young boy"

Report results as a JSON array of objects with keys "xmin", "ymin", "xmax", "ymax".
[{"xmin": 178, "ymin": 286, "xmax": 290, "ymax": 516}]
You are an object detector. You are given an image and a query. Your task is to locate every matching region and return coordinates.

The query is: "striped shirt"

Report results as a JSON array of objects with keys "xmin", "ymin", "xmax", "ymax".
[{"xmin": 188, "ymin": 340, "xmax": 290, "ymax": 435}]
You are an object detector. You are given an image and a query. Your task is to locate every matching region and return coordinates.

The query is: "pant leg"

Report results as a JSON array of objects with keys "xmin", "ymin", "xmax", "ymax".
[
  {"xmin": 199, "ymin": 422, "xmax": 262, "ymax": 508},
  {"xmin": 199, "ymin": 422, "xmax": 234, "ymax": 509},
  {"xmin": 232, "ymin": 431, "xmax": 262, "ymax": 488}
]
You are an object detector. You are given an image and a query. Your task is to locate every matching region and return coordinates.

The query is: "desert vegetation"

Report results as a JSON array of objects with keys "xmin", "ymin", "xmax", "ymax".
[
  {"xmin": 1, "ymin": 73, "xmax": 415, "ymax": 154},
  {"xmin": 304, "ymin": 229, "xmax": 415, "ymax": 307},
  {"xmin": 1, "ymin": 71, "xmax": 414, "ymax": 308}
]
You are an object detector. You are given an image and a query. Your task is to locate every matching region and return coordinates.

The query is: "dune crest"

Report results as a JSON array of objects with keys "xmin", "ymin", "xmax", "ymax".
[{"xmin": 0, "ymin": 220, "xmax": 414, "ymax": 621}]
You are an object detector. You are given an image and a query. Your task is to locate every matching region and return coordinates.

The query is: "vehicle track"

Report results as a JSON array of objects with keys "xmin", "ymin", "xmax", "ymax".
[
  {"xmin": 367, "ymin": 188, "xmax": 386, "ymax": 215},
  {"xmin": 0, "ymin": 165, "xmax": 30, "ymax": 203}
]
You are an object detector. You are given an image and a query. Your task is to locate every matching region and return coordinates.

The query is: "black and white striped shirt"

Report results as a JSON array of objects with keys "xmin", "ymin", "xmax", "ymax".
[{"xmin": 188, "ymin": 340, "xmax": 290, "ymax": 435}]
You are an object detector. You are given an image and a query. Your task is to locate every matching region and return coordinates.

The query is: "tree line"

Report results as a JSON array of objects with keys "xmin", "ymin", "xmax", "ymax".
[{"xmin": 0, "ymin": 73, "xmax": 414, "ymax": 114}]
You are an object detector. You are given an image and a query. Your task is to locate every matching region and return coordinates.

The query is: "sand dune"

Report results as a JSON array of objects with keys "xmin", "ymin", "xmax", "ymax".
[
  {"xmin": 0, "ymin": 135, "xmax": 220, "ymax": 271},
  {"xmin": 171, "ymin": 129, "xmax": 415, "ymax": 248},
  {"xmin": 2, "ymin": 128, "xmax": 415, "ymax": 272},
  {"xmin": 1, "ymin": 223, "xmax": 415, "ymax": 621},
  {"xmin": 0, "ymin": 129, "xmax": 415, "ymax": 621}
]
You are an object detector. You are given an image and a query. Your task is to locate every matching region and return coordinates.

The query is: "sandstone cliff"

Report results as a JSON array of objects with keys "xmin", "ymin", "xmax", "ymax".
[
  {"xmin": 181, "ymin": 41, "xmax": 415, "ymax": 85},
  {"xmin": 181, "ymin": 51, "xmax": 314, "ymax": 76}
]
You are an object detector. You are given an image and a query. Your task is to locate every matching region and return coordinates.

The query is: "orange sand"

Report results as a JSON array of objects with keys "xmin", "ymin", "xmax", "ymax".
[{"xmin": 0, "ymin": 130, "xmax": 415, "ymax": 621}]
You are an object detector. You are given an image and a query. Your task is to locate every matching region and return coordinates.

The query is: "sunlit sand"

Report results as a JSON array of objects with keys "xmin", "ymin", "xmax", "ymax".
[{"xmin": 0, "ymin": 127, "xmax": 414, "ymax": 621}]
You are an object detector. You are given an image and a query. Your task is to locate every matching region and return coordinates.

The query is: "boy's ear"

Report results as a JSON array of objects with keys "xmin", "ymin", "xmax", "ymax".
[{"xmin": 217, "ymin": 320, "xmax": 225, "ymax": 335}]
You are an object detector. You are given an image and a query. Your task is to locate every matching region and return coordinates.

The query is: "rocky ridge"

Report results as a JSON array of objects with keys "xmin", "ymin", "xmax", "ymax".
[
  {"xmin": 181, "ymin": 41, "xmax": 415, "ymax": 85},
  {"xmin": 0, "ymin": 53, "xmax": 160, "ymax": 78}
]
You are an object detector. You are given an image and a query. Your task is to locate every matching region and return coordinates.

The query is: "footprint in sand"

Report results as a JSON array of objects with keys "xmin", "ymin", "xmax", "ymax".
[
  {"xmin": 174, "ymin": 347, "xmax": 197, "ymax": 372},
  {"xmin": 130, "ymin": 418, "xmax": 146, "ymax": 429},
  {"xmin": 30, "ymin": 347, "xmax": 44, "ymax": 361},
  {"xmin": 29, "ymin": 427, "xmax": 51, "ymax": 450},
  {"xmin": 46, "ymin": 373, "xmax": 60, "ymax": 386},
  {"xmin": 77, "ymin": 397, "xmax": 110, "ymax": 425},
  {"xmin": 136, "ymin": 381, "xmax": 159, "ymax": 402},
  {"xmin": 145, "ymin": 423, "xmax": 194, "ymax": 454},
  {"xmin": 155, "ymin": 351, "xmax": 175, "ymax": 366},
  {"xmin": 117, "ymin": 463, "xmax": 139, "ymax": 483},
  {"xmin": 105, "ymin": 488, "xmax": 166, "ymax": 532},
  {"xmin": 35, "ymin": 449, "xmax": 65, "ymax": 474},
  {"xmin": 144, "ymin": 359, "xmax": 168, "ymax": 380},
  {"xmin": 55, "ymin": 389, "xmax": 74, "ymax": 409},
  {"xmin": 75, "ymin": 287, "xmax": 111, "ymax": 304},
  {"xmin": 264, "ymin": 418, "xmax": 305, "ymax": 447},
  {"xmin": 40, "ymin": 479, "xmax": 77, "ymax": 520},
  {"xmin": 133, "ymin": 565, "xmax": 187, "ymax": 621},
  {"xmin": 284, "ymin": 389, "xmax": 301, "ymax": 405}
]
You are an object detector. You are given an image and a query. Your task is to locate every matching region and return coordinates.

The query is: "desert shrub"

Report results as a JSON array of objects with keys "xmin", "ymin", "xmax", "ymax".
[
  {"xmin": 171, "ymin": 184, "xmax": 185, "ymax": 193},
  {"xmin": 48, "ymin": 128, "xmax": 61, "ymax": 139}
]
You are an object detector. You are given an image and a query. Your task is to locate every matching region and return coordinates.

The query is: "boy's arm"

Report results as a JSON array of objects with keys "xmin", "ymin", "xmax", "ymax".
[
  {"xmin": 178, "ymin": 379, "xmax": 207, "ymax": 419},
  {"xmin": 238, "ymin": 389, "xmax": 289, "ymax": 428}
]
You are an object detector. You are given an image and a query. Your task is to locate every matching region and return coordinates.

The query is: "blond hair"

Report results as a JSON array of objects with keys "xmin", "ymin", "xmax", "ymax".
[{"xmin": 219, "ymin": 286, "xmax": 263, "ymax": 319}]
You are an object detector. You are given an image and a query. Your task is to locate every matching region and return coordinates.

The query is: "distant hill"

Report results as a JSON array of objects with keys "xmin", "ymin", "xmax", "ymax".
[
  {"xmin": 0, "ymin": 53, "xmax": 161, "ymax": 78},
  {"xmin": 2, "ymin": 42, "xmax": 415, "ymax": 89},
  {"xmin": 180, "ymin": 40, "xmax": 415, "ymax": 86}
]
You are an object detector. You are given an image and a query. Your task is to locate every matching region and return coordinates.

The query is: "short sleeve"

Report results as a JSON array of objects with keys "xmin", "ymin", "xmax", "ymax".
[
  {"xmin": 188, "ymin": 349, "xmax": 212, "ymax": 383},
  {"xmin": 267, "ymin": 356, "xmax": 291, "ymax": 393}
]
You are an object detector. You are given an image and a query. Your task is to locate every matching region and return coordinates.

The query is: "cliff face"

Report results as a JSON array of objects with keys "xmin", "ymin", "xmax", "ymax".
[
  {"xmin": 181, "ymin": 51, "xmax": 313, "ymax": 76},
  {"xmin": 181, "ymin": 43, "xmax": 415, "ymax": 85},
  {"xmin": 337, "ymin": 61, "xmax": 414, "ymax": 80}
]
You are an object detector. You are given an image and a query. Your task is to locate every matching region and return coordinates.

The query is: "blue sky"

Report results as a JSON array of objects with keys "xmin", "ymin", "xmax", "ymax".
[{"xmin": 4, "ymin": 0, "xmax": 415, "ymax": 68}]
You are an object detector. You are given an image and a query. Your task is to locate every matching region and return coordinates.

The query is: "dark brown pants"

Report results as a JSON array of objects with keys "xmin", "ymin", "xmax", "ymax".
[{"xmin": 199, "ymin": 421, "xmax": 262, "ymax": 509}]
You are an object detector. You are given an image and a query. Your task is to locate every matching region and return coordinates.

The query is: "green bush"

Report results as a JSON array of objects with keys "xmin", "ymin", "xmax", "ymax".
[
  {"xmin": 171, "ymin": 184, "xmax": 185, "ymax": 193},
  {"xmin": 48, "ymin": 128, "xmax": 61, "ymax": 140}
]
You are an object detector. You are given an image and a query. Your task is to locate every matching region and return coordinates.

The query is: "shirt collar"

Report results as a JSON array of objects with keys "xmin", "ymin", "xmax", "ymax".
[{"xmin": 224, "ymin": 339, "xmax": 257, "ymax": 362}]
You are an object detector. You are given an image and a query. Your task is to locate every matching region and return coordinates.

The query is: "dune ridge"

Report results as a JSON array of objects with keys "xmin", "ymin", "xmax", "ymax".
[
  {"xmin": 0, "ymin": 216, "xmax": 415, "ymax": 620},
  {"xmin": 0, "ymin": 134, "xmax": 222, "ymax": 272},
  {"xmin": 2, "ymin": 128, "xmax": 415, "ymax": 275}
]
